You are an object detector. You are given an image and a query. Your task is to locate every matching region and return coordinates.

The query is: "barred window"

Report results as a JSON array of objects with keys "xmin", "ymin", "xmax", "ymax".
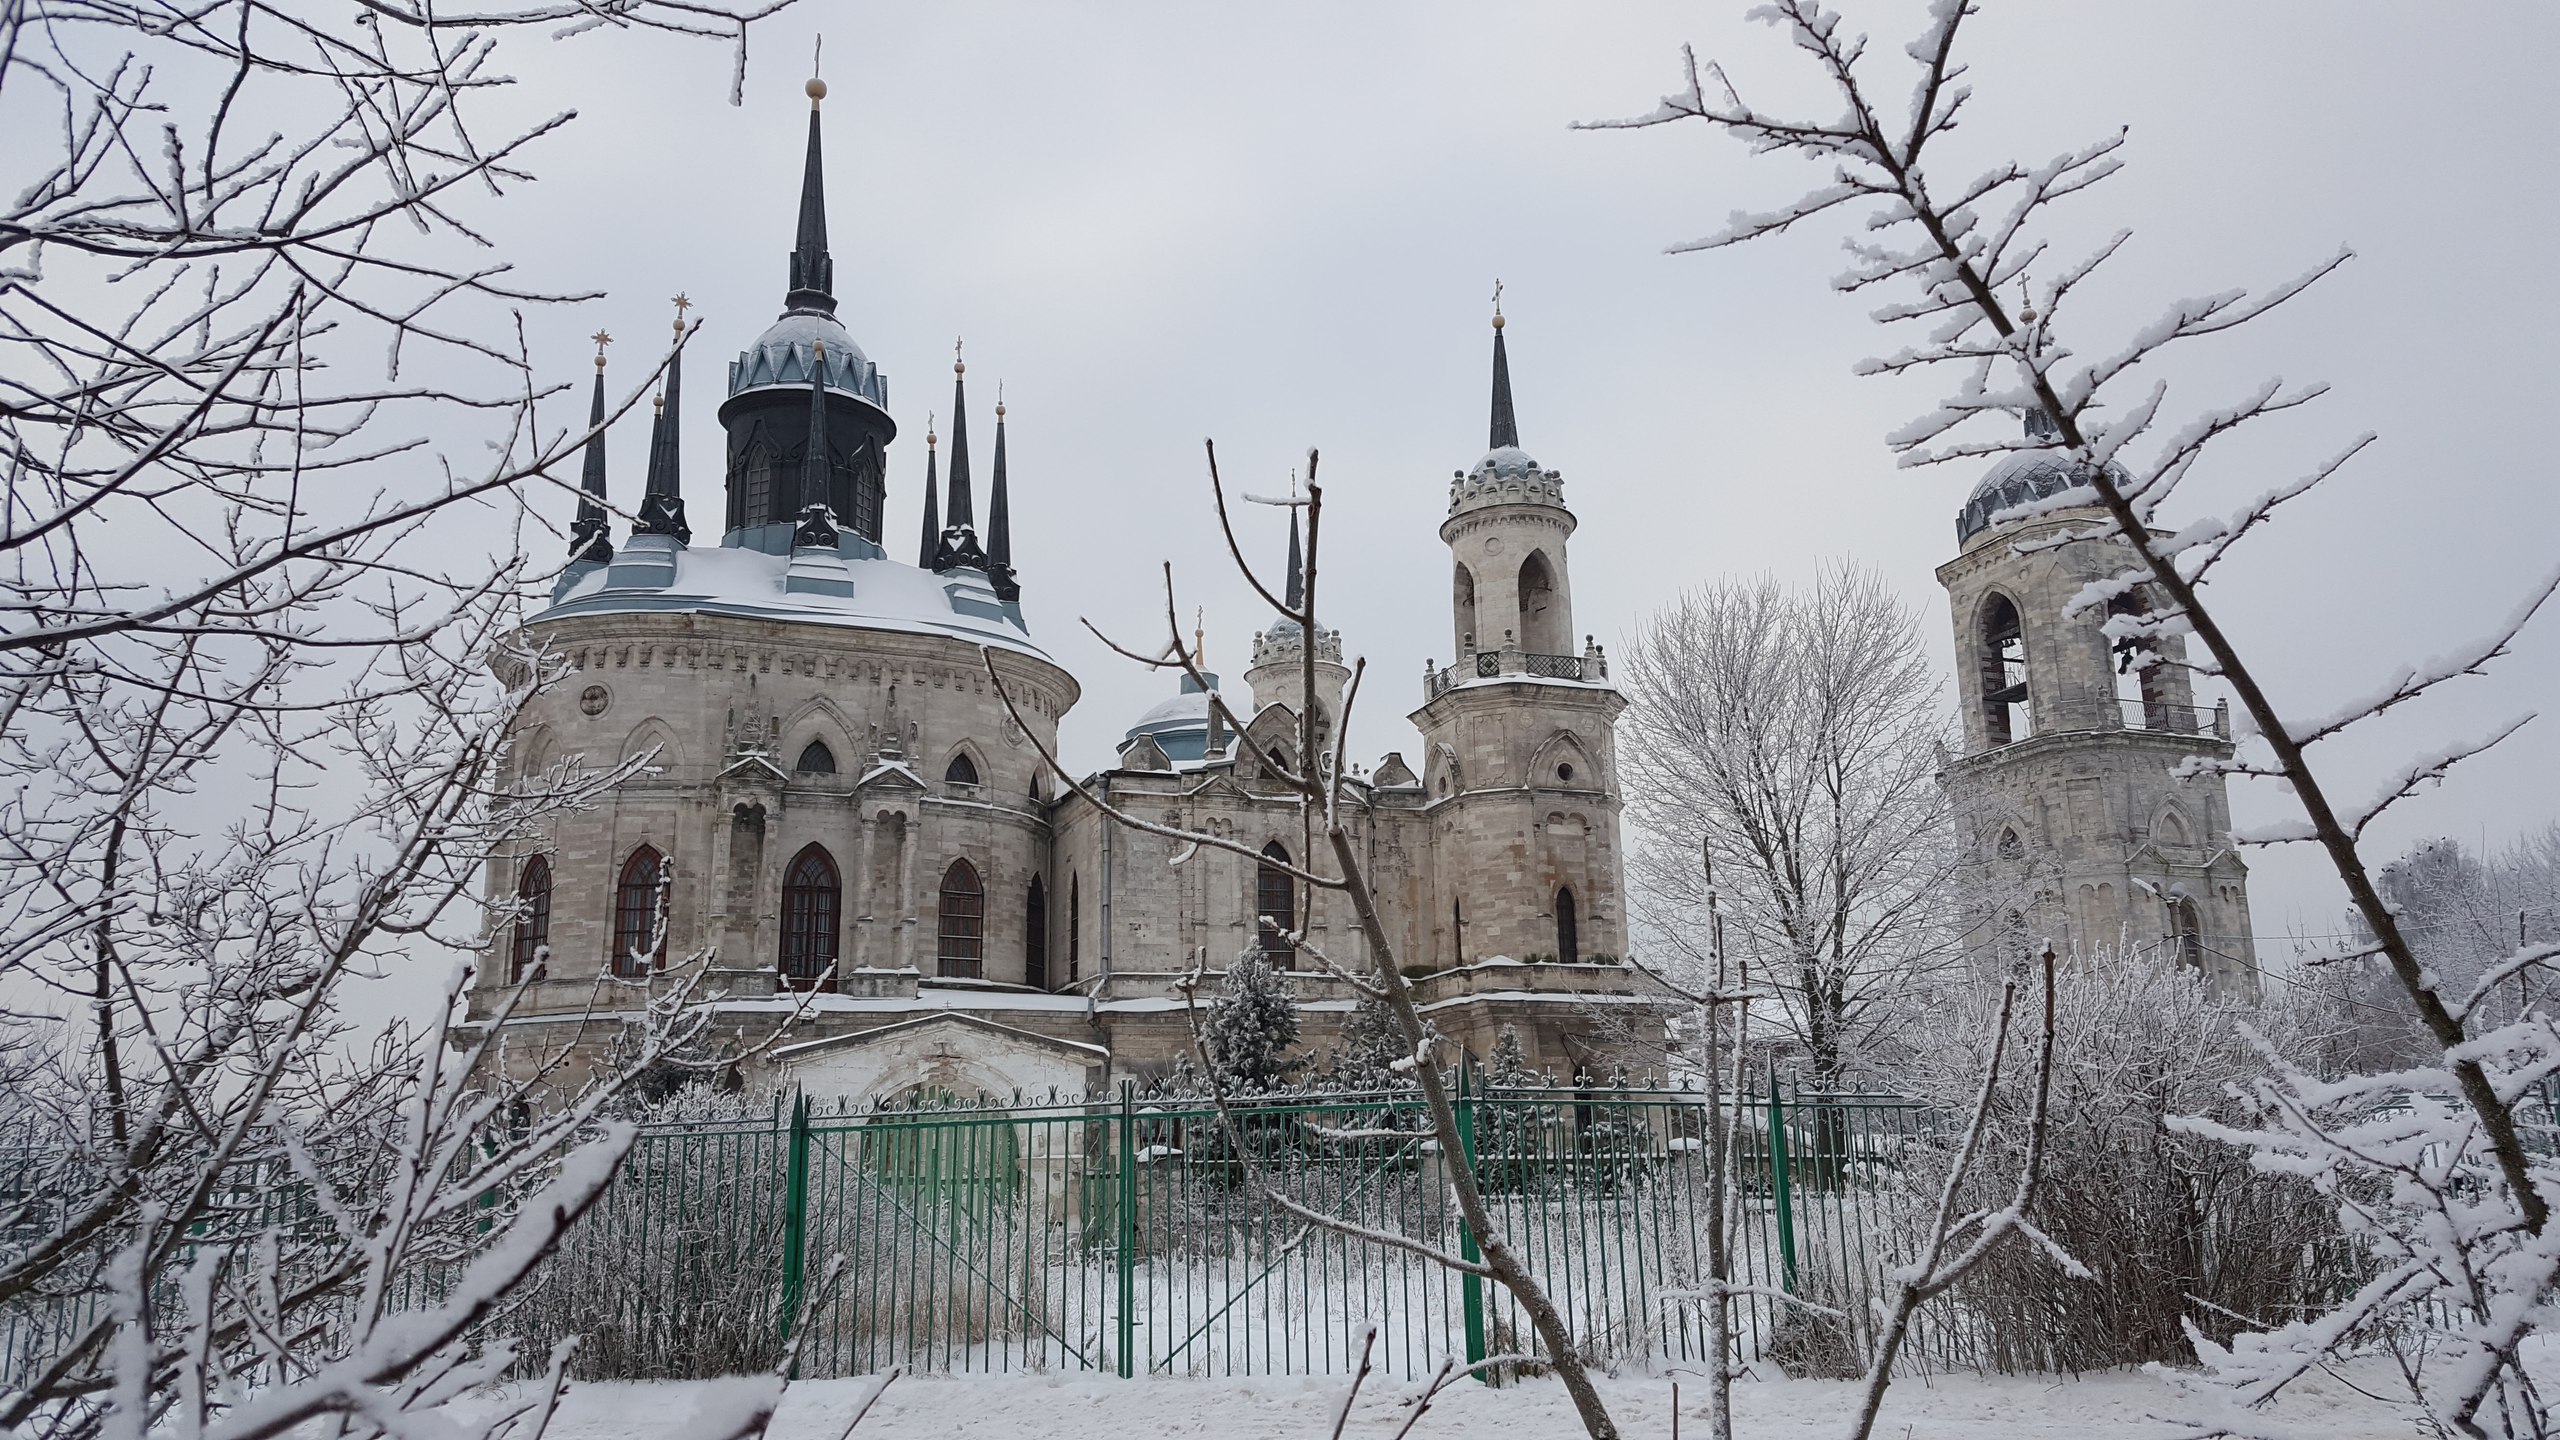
[
  {"xmin": 938, "ymin": 859, "xmax": 984, "ymax": 978},
  {"xmin": 509, "ymin": 856, "xmax": 551, "ymax": 984},
  {"xmin": 1257, "ymin": 842, "xmax": 1294, "ymax": 968},
  {"xmin": 780, "ymin": 844, "xmax": 840, "ymax": 988},
  {"xmin": 610, "ymin": 846, "xmax": 667, "ymax": 977}
]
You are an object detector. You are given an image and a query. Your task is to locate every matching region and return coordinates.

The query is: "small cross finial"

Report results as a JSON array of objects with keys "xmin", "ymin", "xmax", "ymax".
[
  {"xmin": 1194, "ymin": 607, "xmax": 1206, "ymax": 666},
  {"xmin": 591, "ymin": 330, "xmax": 612, "ymax": 367},
  {"xmin": 806, "ymin": 36, "xmax": 826, "ymax": 104},
  {"xmin": 1491, "ymin": 278, "xmax": 1505, "ymax": 329},
  {"xmin": 927, "ymin": 409, "xmax": 937, "ymax": 447},
  {"xmin": 953, "ymin": 336, "xmax": 965, "ymax": 375}
]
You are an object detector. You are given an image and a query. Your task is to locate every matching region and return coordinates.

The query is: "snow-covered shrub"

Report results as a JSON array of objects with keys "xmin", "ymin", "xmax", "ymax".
[{"xmin": 1911, "ymin": 959, "xmax": 2347, "ymax": 1374}]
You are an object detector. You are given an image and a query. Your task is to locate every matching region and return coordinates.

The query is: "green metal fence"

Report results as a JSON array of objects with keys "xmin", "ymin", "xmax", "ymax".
[
  {"xmin": 496, "ymin": 1081, "xmax": 1964, "ymax": 1384},
  {"xmin": 1, "ymin": 1081, "xmax": 1968, "ymax": 1390}
]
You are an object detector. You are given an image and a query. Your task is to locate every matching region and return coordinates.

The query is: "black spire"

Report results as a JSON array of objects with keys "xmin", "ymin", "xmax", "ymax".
[
  {"xmin": 784, "ymin": 79, "xmax": 835, "ymax": 315},
  {"xmin": 634, "ymin": 298, "xmax": 692, "ymax": 543},
  {"xmin": 932, "ymin": 347, "xmax": 989, "ymax": 574},
  {"xmin": 1283, "ymin": 505, "xmax": 1303, "ymax": 611},
  {"xmin": 791, "ymin": 339, "xmax": 839, "ymax": 548},
  {"xmin": 986, "ymin": 389, "xmax": 1017, "ymax": 602},
  {"xmin": 917, "ymin": 417, "xmax": 941, "ymax": 568},
  {"xmin": 945, "ymin": 352, "xmax": 974, "ymax": 529},
  {"xmin": 570, "ymin": 333, "xmax": 614, "ymax": 564},
  {"xmin": 1488, "ymin": 307, "xmax": 1520, "ymax": 450}
]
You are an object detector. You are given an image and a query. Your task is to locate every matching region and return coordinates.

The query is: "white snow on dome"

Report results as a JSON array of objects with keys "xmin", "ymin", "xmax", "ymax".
[
  {"xmin": 1470, "ymin": 444, "xmax": 1542, "ymax": 480},
  {"xmin": 727, "ymin": 310, "xmax": 888, "ymax": 406},
  {"xmin": 536, "ymin": 544, "xmax": 1049, "ymax": 660},
  {"xmin": 1130, "ymin": 689, "xmax": 1212, "ymax": 731}
]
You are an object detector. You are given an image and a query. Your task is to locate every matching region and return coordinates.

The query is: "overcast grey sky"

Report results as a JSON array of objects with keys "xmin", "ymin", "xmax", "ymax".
[{"xmin": 478, "ymin": 2, "xmax": 2559, "ymax": 966}]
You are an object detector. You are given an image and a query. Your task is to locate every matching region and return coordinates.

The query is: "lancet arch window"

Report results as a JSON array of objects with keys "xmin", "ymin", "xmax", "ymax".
[
  {"xmin": 2169, "ymin": 895, "xmax": 2204, "ymax": 972},
  {"xmin": 1256, "ymin": 842, "xmax": 1295, "ymax": 968},
  {"xmin": 2108, "ymin": 591, "xmax": 2172, "ymax": 727},
  {"xmin": 937, "ymin": 859, "xmax": 984, "ymax": 978},
  {"xmin": 1517, "ymin": 550, "xmax": 1562, "ymax": 653},
  {"xmin": 944, "ymin": 752, "xmax": 980, "ymax": 789},
  {"xmin": 1025, "ymin": 876, "xmax": 1049, "ymax": 990},
  {"xmin": 795, "ymin": 740, "xmax": 837, "ymax": 775},
  {"xmin": 610, "ymin": 846, "xmax": 668, "ymax": 977},
  {"xmin": 1555, "ymin": 886, "xmax": 1579, "ymax": 965},
  {"xmin": 1978, "ymin": 592, "xmax": 2031, "ymax": 746},
  {"xmin": 509, "ymin": 856, "xmax": 552, "ymax": 984},
  {"xmin": 780, "ymin": 844, "xmax": 841, "ymax": 989}
]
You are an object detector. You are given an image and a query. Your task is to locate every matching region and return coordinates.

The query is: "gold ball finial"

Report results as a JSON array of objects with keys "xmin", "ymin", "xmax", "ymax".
[
  {"xmin": 806, "ymin": 77, "xmax": 827, "ymax": 103},
  {"xmin": 591, "ymin": 329, "xmax": 612, "ymax": 368},
  {"xmin": 1491, "ymin": 312, "xmax": 1505, "ymax": 330},
  {"xmin": 927, "ymin": 410, "xmax": 937, "ymax": 448}
]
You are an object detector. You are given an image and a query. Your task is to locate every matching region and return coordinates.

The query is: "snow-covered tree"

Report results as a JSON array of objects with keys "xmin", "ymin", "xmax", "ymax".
[
  {"xmin": 1621, "ymin": 561, "xmax": 1959, "ymax": 1088},
  {"xmin": 1323, "ymin": 989, "xmax": 1410, "ymax": 1091},
  {"xmin": 1596, "ymin": 6, "xmax": 2560, "ymax": 1434},
  {"xmin": 1202, "ymin": 947, "xmax": 1304, "ymax": 1094},
  {"xmin": 0, "ymin": 5, "xmax": 808, "ymax": 1438}
]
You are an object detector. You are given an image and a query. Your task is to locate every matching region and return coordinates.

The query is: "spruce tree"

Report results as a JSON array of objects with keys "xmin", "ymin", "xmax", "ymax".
[
  {"xmin": 1326, "ymin": 989, "xmax": 1409, "ymax": 1092},
  {"xmin": 1204, "ymin": 947, "xmax": 1303, "ymax": 1094}
]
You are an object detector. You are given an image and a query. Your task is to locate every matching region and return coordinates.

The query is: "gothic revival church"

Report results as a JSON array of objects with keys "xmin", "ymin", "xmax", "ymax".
[{"xmin": 467, "ymin": 81, "xmax": 1659, "ymax": 1103}]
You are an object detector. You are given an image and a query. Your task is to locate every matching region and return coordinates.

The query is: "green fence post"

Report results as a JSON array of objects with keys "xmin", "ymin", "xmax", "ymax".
[
  {"xmin": 1116, "ymin": 1079, "xmax": 1138, "ymax": 1379},
  {"xmin": 1454, "ymin": 1058, "xmax": 1490, "ymax": 1384},
  {"xmin": 779, "ymin": 1090, "xmax": 810, "ymax": 1350},
  {"xmin": 1766, "ymin": 1063, "xmax": 1799, "ymax": 1295}
]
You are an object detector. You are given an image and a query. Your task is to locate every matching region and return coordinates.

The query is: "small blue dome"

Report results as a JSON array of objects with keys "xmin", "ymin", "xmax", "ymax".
[
  {"xmin": 1121, "ymin": 673, "xmax": 1224, "ymax": 763},
  {"xmin": 1955, "ymin": 450, "xmax": 2125, "ymax": 544}
]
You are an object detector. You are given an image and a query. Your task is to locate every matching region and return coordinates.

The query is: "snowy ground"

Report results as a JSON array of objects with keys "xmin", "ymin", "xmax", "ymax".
[{"xmin": 508, "ymin": 1365, "xmax": 2429, "ymax": 1439}]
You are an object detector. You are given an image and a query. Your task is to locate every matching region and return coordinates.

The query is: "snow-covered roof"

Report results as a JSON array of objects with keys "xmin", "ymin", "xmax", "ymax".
[{"xmin": 537, "ymin": 539, "xmax": 1053, "ymax": 661}]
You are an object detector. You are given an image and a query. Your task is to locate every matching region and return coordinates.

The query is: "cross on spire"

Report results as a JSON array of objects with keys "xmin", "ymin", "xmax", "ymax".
[{"xmin": 591, "ymin": 330, "xmax": 612, "ymax": 368}]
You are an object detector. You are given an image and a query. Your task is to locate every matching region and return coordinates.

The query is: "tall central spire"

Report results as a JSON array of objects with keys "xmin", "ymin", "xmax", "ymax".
[
  {"xmin": 1488, "ymin": 300, "xmax": 1519, "ymax": 450},
  {"xmin": 785, "ymin": 76, "xmax": 836, "ymax": 315}
]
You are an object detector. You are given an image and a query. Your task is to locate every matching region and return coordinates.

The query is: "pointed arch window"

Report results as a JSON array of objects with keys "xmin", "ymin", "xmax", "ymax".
[
  {"xmin": 1517, "ymin": 550, "xmax": 1561, "ymax": 653},
  {"xmin": 1996, "ymin": 827, "xmax": 2026, "ymax": 861},
  {"xmin": 509, "ymin": 856, "xmax": 552, "ymax": 984},
  {"xmin": 795, "ymin": 740, "xmax": 837, "ymax": 774},
  {"xmin": 1555, "ymin": 886, "xmax": 1579, "ymax": 965},
  {"xmin": 1256, "ymin": 842, "xmax": 1295, "ymax": 967},
  {"xmin": 1068, "ymin": 874, "xmax": 1082, "ymax": 982},
  {"xmin": 1978, "ymin": 593, "xmax": 2030, "ymax": 746},
  {"xmin": 610, "ymin": 846, "xmax": 668, "ymax": 977},
  {"xmin": 944, "ymin": 752, "xmax": 980, "ymax": 788},
  {"xmin": 2170, "ymin": 895, "xmax": 2203, "ymax": 971},
  {"xmin": 780, "ymin": 844, "xmax": 841, "ymax": 989},
  {"xmin": 937, "ymin": 859, "xmax": 984, "ymax": 978},
  {"xmin": 1025, "ymin": 875, "xmax": 1049, "ymax": 990}
]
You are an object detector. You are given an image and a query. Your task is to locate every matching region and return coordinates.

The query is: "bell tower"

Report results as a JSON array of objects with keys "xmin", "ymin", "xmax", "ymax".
[
  {"xmin": 1412, "ymin": 303, "xmax": 1626, "ymax": 972},
  {"xmin": 1935, "ymin": 413, "xmax": 2258, "ymax": 995}
]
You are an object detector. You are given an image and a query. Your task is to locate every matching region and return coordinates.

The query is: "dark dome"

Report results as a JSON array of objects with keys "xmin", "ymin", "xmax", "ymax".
[{"xmin": 1955, "ymin": 450, "xmax": 2124, "ymax": 544}]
